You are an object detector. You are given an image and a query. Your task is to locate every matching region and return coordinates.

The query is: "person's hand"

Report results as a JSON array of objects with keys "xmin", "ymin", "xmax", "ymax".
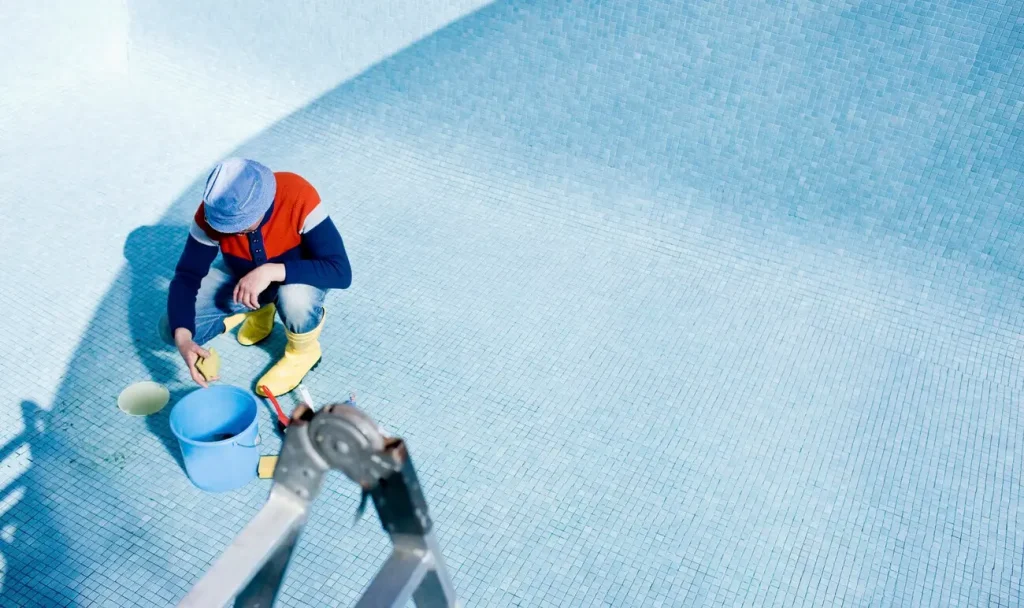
[
  {"xmin": 234, "ymin": 264, "xmax": 285, "ymax": 310},
  {"xmin": 174, "ymin": 328, "xmax": 216, "ymax": 387}
]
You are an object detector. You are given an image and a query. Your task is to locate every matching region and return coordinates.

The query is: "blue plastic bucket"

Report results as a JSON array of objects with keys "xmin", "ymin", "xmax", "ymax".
[{"xmin": 169, "ymin": 385, "xmax": 261, "ymax": 492}]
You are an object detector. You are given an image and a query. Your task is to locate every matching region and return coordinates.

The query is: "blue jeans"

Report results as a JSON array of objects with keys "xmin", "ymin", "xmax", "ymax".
[{"xmin": 161, "ymin": 261, "xmax": 326, "ymax": 345}]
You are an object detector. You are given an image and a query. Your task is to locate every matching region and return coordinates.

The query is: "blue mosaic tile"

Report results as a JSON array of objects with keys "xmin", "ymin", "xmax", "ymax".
[{"xmin": 1, "ymin": 0, "xmax": 1022, "ymax": 606}]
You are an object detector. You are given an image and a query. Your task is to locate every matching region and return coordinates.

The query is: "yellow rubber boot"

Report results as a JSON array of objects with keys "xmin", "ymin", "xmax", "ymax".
[
  {"xmin": 223, "ymin": 312, "xmax": 248, "ymax": 333},
  {"xmin": 237, "ymin": 303, "xmax": 276, "ymax": 346},
  {"xmin": 255, "ymin": 310, "xmax": 325, "ymax": 397}
]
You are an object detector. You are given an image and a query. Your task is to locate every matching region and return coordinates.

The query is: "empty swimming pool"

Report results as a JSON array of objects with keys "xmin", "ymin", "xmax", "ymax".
[{"xmin": 1, "ymin": 1, "xmax": 1022, "ymax": 605}]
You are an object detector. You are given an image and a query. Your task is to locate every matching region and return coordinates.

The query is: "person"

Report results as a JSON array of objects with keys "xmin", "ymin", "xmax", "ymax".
[{"xmin": 161, "ymin": 158, "xmax": 351, "ymax": 396}]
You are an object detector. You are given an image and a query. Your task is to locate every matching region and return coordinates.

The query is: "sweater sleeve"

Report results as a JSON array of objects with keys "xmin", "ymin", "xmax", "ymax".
[
  {"xmin": 167, "ymin": 231, "xmax": 218, "ymax": 336},
  {"xmin": 282, "ymin": 214, "xmax": 352, "ymax": 289}
]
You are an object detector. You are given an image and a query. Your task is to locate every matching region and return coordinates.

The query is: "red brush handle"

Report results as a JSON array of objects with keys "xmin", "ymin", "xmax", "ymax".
[{"xmin": 260, "ymin": 385, "xmax": 290, "ymax": 427}]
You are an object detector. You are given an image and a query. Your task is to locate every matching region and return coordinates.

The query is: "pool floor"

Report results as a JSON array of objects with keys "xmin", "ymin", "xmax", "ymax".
[{"xmin": 1, "ymin": 1, "xmax": 1022, "ymax": 606}]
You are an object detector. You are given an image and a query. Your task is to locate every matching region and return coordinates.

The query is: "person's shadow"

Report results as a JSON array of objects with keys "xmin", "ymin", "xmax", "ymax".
[{"xmin": 124, "ymin": 225, "xmax": 192, "ymax": 472}]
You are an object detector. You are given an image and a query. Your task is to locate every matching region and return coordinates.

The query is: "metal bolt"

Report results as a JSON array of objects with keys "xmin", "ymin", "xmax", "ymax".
[{"xmin": 335, "ymin": 441, "xmax": 350, "ymax": 454}]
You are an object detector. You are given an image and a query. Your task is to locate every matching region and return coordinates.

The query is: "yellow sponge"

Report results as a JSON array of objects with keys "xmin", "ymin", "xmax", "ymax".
[
  {"xmin": 195, "ymin": 347, "xmax": 220, "ymax": 381},
  {"xmin": 258, "ymin": 455, "xmax": 278, "ymax": 479}
]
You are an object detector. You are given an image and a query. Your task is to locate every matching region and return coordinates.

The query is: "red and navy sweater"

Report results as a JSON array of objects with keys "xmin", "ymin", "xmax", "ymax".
[{"xmin": 167, "ymin": 172, "xmax": 351, "ymax": 335}]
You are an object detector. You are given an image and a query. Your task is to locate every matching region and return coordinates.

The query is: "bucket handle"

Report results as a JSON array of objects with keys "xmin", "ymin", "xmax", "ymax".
[{"xmin": 233, "ymin": 430, "xmax": 262, "ymax": 449}]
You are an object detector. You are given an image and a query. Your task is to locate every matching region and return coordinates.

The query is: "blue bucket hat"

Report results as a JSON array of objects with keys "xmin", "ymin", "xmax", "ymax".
[{"xmin": 202, "ymin": 158, "xmax": 277, "ymax": 233}]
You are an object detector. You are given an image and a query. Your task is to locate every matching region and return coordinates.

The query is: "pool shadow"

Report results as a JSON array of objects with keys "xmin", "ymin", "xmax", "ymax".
[
  {"xmin": 0, "ymin": 401, "xmax": 65, "ymax": 606},
  {"xmin": 0, "ymin": 400, "xmax": 174, "ymax": 606}
]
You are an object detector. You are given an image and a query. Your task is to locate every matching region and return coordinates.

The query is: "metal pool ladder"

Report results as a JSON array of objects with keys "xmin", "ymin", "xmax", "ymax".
[{"xmin": 178, "ymin": 397, "xmax": 459, "ymax": 608}]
